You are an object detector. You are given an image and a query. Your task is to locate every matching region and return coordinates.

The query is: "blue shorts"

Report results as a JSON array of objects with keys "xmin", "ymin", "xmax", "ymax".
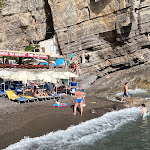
[
  {"xmin": 123, "ymin": 92, "xmax": 129, "ymax": 97},
  {"xmin": 76, "ymin": 99, "xmax": 83, "ymax": 103}
]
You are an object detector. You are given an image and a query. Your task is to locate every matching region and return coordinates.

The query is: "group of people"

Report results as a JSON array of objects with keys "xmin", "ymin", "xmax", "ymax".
[
  {"xmin": 25, "ymin": 82, "xmax": 55, "ymax": 97},
  {"xmin": 121, "ymin": 82, "xmax": 148, "ymax": 118},
  {"xmin": 73, "ymin": 82, "xmax": 148, "ymax": 117}
]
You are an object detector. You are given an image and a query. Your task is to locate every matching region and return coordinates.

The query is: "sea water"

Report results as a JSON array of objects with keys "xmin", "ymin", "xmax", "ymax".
[
  {"xmin": 116, "ymin": 88, "xmax": 150, "ymax": 99},
  {"xmin": 4, "ymin": 88, "xmax": 150, "ymax": 150},
  {"xmin": 5, "ymin": 107, "xmax": 150, "ymax": 150}
]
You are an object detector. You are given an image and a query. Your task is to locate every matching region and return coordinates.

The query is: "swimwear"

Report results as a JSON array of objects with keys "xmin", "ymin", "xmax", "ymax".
[
  {"xmin": 143, "ymin": 113, "xmax": 147, "ymax": 118},
  {"xmin": 123, "ymin": 92, "xmax": 129, "ymax": 97},
  {"xmin": 76, "ymin": 99, "xmax": 83, "ymax": 103}
]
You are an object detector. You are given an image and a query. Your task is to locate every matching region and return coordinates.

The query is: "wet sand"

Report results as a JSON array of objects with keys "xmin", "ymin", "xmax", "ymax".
[{"xmin": 0, "ymin": 95, "xmax": 123, "ymax": 149}]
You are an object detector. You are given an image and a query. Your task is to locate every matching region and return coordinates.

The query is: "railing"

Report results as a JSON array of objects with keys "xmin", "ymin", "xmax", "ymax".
[{"xmin": 0, "ymin": 64, "xmax": 49, "ymax": 69}]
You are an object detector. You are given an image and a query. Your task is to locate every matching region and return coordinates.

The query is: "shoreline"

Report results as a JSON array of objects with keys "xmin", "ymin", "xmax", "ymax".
[{"xmin": 0, "ymin": 95, "xmax": 124, "ymax": 149}]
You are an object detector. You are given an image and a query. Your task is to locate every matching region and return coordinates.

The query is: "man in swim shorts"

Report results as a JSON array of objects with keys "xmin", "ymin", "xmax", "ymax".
[
  {"xmin": 141, "ymin": 103, "xmax": 148, "ymax": 118},
  {"xmin": 73, "ymin": 87, "xmax": 85, "ymax": 116},
  {"xmin": 121, "ymin": 82, "xmax": 130, "ymax": 103}
]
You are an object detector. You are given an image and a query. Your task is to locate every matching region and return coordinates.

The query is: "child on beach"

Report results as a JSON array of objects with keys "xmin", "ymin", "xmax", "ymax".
[
  {"xmin": 141, "ymin": 104, "xmax": 148, "ymax": 118},
  {"xmin": 56, "ymin": 99, "xmax": 61, "ymax": 105}
]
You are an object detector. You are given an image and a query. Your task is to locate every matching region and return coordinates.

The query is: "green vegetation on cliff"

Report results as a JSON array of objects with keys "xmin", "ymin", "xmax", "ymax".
[{"xmin": 25, "ymin": 45, "xmax": 40, "ymax": 52}]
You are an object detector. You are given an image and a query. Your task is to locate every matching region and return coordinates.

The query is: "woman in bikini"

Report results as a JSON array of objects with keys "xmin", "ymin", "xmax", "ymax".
[{"xmin": 73, "ymin": 88, "xmax": 85, "ymax": 116}]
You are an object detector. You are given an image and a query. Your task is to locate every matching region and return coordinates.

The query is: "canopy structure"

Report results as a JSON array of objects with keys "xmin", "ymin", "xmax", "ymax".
[
  {"xmin": 0, "ymin": 50, "xmax": 50, "ymax": 59},
  {"xmin": 10, "ymin": 70, "xmax": 38, "ymax": 84}
]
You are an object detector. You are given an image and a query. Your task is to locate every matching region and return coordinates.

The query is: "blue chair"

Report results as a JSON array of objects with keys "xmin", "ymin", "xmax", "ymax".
[
  {"xmin": 55, "ymin": 58, "xmax": 65, "ymax": 66},
  {"xmin": 71, "ymin": 82, "xmax": 77, "ymax": 86},
  {"xmin": 1, "ymin": 83, "xmax": 9, "ymax": 90}
]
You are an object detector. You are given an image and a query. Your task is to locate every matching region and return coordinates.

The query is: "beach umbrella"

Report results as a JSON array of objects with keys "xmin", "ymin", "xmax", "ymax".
[
  {"xmin": 48, "ymin": 71, "xmax": 69, "ymax": 79},
  {"xmin": 37, "ymin": 73, "xmax": 57, "ymax": 83},
  {"xmin": 10, "ymin": 70, "xmax": 38, "ymax": 97},
  {"xmin": 0, "ymin": 70, "xmax": 14, "ymax": 80},
  {"xmin": 10, "ymin": 70, "xmax": 38, "ymax": 84},
  {"xmin": 45, "ymin": 71, "xmax": 68, "ymax": 94},
  {"xmin": 43, "ymin": 71, "xmax": 55, "ymax": 75},
  {"xmin": 37, "ymin": 72, "xmax": 57, "ymax": 95},
  {"xmin": 48, "ymin": 72, "xmax": 69, "ymax": 95},
  {"xmin": 62, "ymin": 72, "xmax": 78, "ymax": 78}
]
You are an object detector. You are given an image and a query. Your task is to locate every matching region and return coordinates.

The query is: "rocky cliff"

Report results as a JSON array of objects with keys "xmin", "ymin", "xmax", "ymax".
[
  {"xmin": 48, "ymin": 0, "xmax": 150, "ymax": 76},
  {"xmin": 0, "ymin": 0, "xmax": 54, "ymax": 50},
  {"xmin": 0, "ymin": 0, "xmax": 150, "ymax": 77}
]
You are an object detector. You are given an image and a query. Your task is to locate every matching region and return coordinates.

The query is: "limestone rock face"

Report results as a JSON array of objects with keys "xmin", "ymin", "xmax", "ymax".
[
  {"xmin": 48, "ymin": 0, "xmax": 150, "ymax": 76},
  {"xmin": 0, "ymin": 0, "xmax": 150, "ymax": 77},
  {"xmin": 0, "ymin": 0, "xmax": 54, "ymax": 50}
]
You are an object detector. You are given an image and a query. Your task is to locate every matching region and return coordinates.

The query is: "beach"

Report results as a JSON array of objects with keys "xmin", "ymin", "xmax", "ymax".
[
  {"xmin": 0, "ymin": 94, "xmax": 123, "ymax": 149},
  {"xmin": 1, "ymin": 64, "xmax": 150, "ymax": 149}
]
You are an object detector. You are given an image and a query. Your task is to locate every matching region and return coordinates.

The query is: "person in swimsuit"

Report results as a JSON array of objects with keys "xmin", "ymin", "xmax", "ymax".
[
  {"xmin": 141, "ymin": 104, "xmax": 148, "ymax": 118},
  {"xmin": 73, "ymin": 88, "xmax": 85, "ymax": 116},
  {"xmin": 34, "ymin": 89, "xmax": 41, "ymax": 97},
  {"xmin": 121, "ymin": 82, "xmax": 130, "ymax": 103}
]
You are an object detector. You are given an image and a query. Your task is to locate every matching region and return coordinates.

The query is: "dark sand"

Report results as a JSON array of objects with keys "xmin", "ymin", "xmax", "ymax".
[
  {"xmin": 1, "ymin": 64, "xmax": 150, "ymax": 149},
  {"xmin": 0, "ymin": 95, "xmax": 123, "ymax": 149}
]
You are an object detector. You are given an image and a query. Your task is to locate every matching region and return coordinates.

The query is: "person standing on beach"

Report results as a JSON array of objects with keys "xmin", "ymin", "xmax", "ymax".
[
  {"xmin": 121, "ymin": 82, "xmax": 130, "ymax": 102},
  {"xmin": 73, "ymin": 88, "xmax": 85, "ymax": 116},
  {"xmin": 141, "ymin": 104, "xmax": 148, "ymax": 118}
]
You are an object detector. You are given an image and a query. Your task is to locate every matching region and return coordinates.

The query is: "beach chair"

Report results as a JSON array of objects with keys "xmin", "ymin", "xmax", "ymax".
[
  {"xmin": 0, "ymin": 90, "xmax": 6, "ymax": 97},
  {"xmin": 6, "ymin": 90, "xmax": 28, "ymax": 104},
  {"xmin": 70, "ymin": 88, "xmax": 77, "ymax": 96},
  {"xmin": 34, "ymin": 96, "xmax": 47, "ymax": 101},
  {"xmin": 19, "ymin": 94, "xmax": 38, "ymax": 102},
  {"xmin": 53, "ymin": 94, "xmax": 61, "ymax": 99}
]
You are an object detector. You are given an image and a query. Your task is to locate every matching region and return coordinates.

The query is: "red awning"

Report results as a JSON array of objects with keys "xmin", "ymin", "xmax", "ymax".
[{"xmin": 0, "ymin": 50, "xmax": 49, "ymax": 59}]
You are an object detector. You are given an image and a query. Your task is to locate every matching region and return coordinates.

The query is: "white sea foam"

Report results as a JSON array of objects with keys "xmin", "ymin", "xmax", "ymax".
[
  {"xmin": 4, "ymin": 107, "xmax": 141, "ymax": 150},
  {"xmin": 116, "ymin": 88, "xmax": 147, "ymax": 97},
  {"xmin": 145, "ymin": 97, "xmax": 150, "ymax": 100}
]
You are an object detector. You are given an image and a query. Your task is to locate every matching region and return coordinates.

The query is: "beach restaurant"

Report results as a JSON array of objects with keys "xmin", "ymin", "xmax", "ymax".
[{"xmin": 0, "ymin": 50, "xmax": 50, "ymax": 69}]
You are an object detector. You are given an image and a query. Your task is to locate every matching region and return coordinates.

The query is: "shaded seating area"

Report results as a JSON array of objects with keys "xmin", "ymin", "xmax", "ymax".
[
  {"xmin": 0, "ymin": 69, "xmax": 79, "ymax": 104},
  {"xmin": 6, "ymin": 90, "xmax": 28, "ymax": 104}
]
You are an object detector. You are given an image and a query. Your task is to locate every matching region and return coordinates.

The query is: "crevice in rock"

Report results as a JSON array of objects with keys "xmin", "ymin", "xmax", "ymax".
[
  {"xmin": 141, "ymin": 45, "xmax": 150, "ymax": 49},
  {"xmin": 87, "ymin": 6, "xmax": 91, "ymax": 19},
  {"xmin": 44, "ymin": 0, "xmax": 55, "ymax": 39}
]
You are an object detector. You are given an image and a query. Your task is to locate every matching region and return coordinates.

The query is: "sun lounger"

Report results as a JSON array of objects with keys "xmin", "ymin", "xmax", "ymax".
[
  {"xmin": 34, "ymin": 96, "xmax": 47, "ymax": 101},
  {"xmin": 54, "ymin": 94, "xmax": 61, "ymax": 99},
  {"xmin": 35, "ymin": 95, "xmax": 54, "ymax": 100},
  {"xmin": 19, "ymin": 94, "xmax": 38, "ymax": 102},
  {"xmin": 6, "ymin": 90, "xmax": 28, "ymax": 104},
  {"xmin": 0, "ymin": 90, "xmax": 6, "ymax": 97}
]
